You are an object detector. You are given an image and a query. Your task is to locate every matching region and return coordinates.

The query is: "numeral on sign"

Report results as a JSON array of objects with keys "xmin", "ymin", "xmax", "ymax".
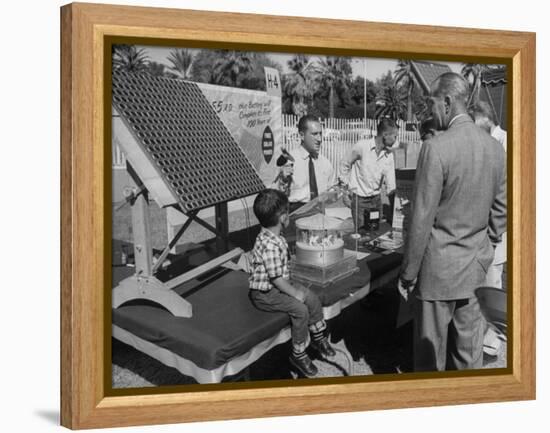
[{"xmin": 267, "ymin": 74, "xmax": 279, "ymax": 89}]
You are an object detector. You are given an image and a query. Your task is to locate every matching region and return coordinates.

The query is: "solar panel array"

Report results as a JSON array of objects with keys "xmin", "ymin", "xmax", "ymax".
[{"xmin": 112, "ymin": 71, "xmax": 265, "ymax": 212}]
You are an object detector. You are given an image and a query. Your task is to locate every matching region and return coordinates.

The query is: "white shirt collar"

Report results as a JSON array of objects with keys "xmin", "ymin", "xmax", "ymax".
[
  {"xmin": 298, "ymin": 144, "xmax": 318, "ymax": 160},
  {"xmin": 448, "ymin": 113, "xmax": 469, "ymax": 128}
]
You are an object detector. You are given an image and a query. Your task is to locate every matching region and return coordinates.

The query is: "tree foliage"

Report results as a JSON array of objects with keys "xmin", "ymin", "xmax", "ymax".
[
  {"xmin": 145, "ymin": 61, "xmax": 167, "ymax": 78},
  {"xmin": 189, "ymin": 49, "xmax": 282, "ymax": 90},
  {"xmin": 375, "ymin": 83, "xmax": 407, "ymax": 121},
  {"xmin": 112, "ymin": 45, "xmax": 150, "ymax": 73},
  {"xmin": 394, "ymin": 60, "xmax": 420, "ymax": 121},
  {"xmin": 315, "ymin": 56, "xmax": 353, "ymax": 118},
  {"xmin": 167, "ymin": 49, "xmax": 194, "ymax": 79},
  {"xmin": 282, "ymin": 54, "xmax": 319, "ymax": 117}
]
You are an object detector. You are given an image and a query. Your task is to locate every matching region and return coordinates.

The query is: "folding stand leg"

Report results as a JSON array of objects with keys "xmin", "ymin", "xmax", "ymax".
[
  {"xmin": 113, "ymin": 275, "xmax": 192, "ymax": 317},
  {"xmin": 112, "ymin": 170, "xmax": 192, "ymax": 317}
]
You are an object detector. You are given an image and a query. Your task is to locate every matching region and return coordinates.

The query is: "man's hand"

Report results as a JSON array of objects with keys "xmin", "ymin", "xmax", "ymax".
[
  {"xmin": 291, "ymin": 281, "xmax": 309, "ymax": 303},
  {"xmin": 281, "ymin": 164, "xmax": 294, "ymax": 178},
  {"xmin": 397, "ymin": 275, "xmax": 417, "ymax": 301},
  {"xmin": 342, "ymin": 190, "xmax": 352, "ymax": 208},
  {"xmin": 294, "ymin": 289, "xmax": 306, "ymax": 303}
]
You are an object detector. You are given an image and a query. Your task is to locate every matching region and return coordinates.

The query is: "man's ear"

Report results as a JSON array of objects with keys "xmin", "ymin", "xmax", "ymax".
[{"xmin": 444, "ymin": 95, "xmax": 452, "ymax": 114}]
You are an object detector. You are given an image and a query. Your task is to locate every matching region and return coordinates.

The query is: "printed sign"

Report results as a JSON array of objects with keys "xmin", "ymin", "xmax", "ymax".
[
  {"xmin": 262, "ymin": 126, "xmax": 274, "ymax": 164},
  {"xmin": 264, "ymin": 67, "xmax": 282, "ymax": 97},
  {"xmin": 197, "ymin": 82, "xmax": 282, "ymax": 187}
]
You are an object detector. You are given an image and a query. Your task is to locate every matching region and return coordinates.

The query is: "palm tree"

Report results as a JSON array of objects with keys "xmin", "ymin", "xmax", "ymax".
[
  {"xmin": 394, "ymin": 60, "xmax": 420, "ymax": 122},
  {"xmin": 461, "ymin": 63, "xmax": 490, "ymax": 107},
  {"xmin": 283, "ymin": 54, "xmax": 318, "ymax": 116},
  {"xmin": 316, "ymin": 56, "xmax": 352, "ymax": 118},
  {"xmin": 375, "ymin": 83, "xmax": 407, "ymax": 121},
  {"xmin": 167, "ymin": 48, "xmax": 194, "ymax": 80},
  {"xmin": 210, "ymin": 51, "xmax": 253, "ymax": 87},
  {"xmin": 112, "ymin": 45, "xmax": 149, "ymax": 73},
  {"xmin": 146, "ymin": 61, "xmax": 166, "ymax": 78}
]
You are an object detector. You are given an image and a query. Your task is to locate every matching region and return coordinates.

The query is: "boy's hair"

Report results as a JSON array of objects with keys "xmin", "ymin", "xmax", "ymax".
[{"xmin": 253, "ymin": 189, "xmax": 289, "ymax": 228}]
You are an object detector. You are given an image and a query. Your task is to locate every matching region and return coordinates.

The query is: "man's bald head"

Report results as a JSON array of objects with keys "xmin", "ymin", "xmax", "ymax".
[
  {"xmin": 430, "ymin": 72, "xmax": 470, "ymax": 106},
  {"xmin": 428, "ymin": 72, "xmax": 471, "ymax": 130}
]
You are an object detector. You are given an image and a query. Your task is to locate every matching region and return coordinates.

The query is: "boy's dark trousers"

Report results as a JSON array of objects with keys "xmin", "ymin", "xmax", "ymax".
[{"xmin": 249, "ymin": 286, "xmax": 325, "ymax": 348}]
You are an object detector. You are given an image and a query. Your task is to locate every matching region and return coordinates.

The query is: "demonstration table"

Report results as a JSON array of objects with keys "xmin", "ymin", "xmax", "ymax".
[{"xmin": 111, "ymin": 236, "xmax": 402, "ymax": 384}]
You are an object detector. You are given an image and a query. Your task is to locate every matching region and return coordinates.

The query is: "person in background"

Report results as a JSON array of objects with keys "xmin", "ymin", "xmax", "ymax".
[
  {"xmin": 470, "ymin": 101, "xmax": 507, "ymax": 152},
  {"xmin": 469, "ymin": 101, "xmax": 507, "ymax": 290},
  {"xmin": 248, "ymin": 189, "xmax": 335, "ymax": 378},
  {"xmin": 280, "ymin": 115, "xmax": 336, "ymax": 213},
  {"xmin": 339, "ymin": 118, "xmax": 397, "ymax": 233},
  {"xmin": 272, "ymin": 148, "xmax": 295, "ymax": 197},
  {"xmin": 470, "ymin": 100, "xmax": 508, "ymax": 356},
  {"xmin": 419, "ymin": 116, "xmax": 440, "ymax": 142},
  {"xmin": 398, "ymin": 72, "xmax": 507, "ymax": 372}
]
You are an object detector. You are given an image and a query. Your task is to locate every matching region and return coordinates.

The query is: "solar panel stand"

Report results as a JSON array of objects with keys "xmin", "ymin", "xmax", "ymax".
[
  {"xmin": 111, "ymin": 72, "xmax": 267, "ymax": 317},
  {"xmin": 215, "ymin": 202, "xmax": 229, "ymax": 254},
  {"xmin": 112, "ymin": 172, "xmax": 244, "ymax": 317},
  {"xmin": 112, "ymin": 172, "xmax": 193, "ymax": 317}
]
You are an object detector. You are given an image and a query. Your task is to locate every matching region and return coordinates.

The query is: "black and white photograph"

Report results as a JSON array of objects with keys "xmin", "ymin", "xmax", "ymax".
[{"xmin": 110, "ymin": 44, "xmax": 508, "ymax": 387}]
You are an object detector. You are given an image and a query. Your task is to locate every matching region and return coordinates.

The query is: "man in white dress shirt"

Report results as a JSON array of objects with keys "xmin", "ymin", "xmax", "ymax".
[
  {"xmin": 281, "ymin": 114, "xmax": 336, "ymax": 213},
  {"xmin": 339, "ymin": 118, "xmax": 397, "ymax": 232}
]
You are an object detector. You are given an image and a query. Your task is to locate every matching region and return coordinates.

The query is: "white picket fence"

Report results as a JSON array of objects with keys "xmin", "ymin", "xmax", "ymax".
[{"xmin": 112, "ymin": 116, "xmax": 421, "ymax": 169}]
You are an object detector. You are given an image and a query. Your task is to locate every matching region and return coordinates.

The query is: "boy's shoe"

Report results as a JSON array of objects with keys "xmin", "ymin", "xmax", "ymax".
[
  {"xmin": 289, "ymin": 353, "xmax": 318, "ymax": 377},
  {"xmin": 311, "ymin": 337, "xmax": 336, "ymax": 358}
]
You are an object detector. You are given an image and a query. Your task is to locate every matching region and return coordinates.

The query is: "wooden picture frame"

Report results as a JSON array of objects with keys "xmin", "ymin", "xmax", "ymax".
[{"xmin": 60, "ymin": 2, "xmax": 535, "ymax": 429}]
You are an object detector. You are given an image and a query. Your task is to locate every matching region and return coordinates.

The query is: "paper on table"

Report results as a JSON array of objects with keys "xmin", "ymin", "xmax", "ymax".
[
  {"xmin": 344, "ymin": 249, "xmax": 370, "ymax": 260},
  {"xmin": 325, "ymin": 207, "xmax": 352, "ymax": 220}
]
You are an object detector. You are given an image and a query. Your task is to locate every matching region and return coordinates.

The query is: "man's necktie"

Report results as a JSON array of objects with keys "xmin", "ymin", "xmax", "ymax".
[{"xmin": 308, "ymin": 154, "xmax": 318, "ymax": 200}]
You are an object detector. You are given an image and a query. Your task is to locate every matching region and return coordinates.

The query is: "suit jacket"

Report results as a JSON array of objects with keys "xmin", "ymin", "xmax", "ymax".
[{"xmin": 401, "ymin": 115, "xmax": 506, "ymax": 300}]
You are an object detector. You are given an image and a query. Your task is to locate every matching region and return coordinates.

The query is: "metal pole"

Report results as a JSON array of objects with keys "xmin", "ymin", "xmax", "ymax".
[{"xmin": 363, "ymin": 59, "xmax": 367, "ymax": 121}]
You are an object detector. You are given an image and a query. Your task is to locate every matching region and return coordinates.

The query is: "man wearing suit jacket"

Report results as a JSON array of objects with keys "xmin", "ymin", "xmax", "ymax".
[{"xmin": 398, "ymin": 72, "xmax": 507, "ymax": 371}]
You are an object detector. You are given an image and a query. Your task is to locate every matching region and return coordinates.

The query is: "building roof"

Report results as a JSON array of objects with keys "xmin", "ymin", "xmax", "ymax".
[
  {"xmin": 410, "ymin": 61, "xmax": 453, "ymax": 94},
  {"xmin": 481, "ymin": 67, "xmax": 507, "ymax": 85},
  {"xmin": 480, "ymin": 67, "xmax": 507, "ymax": 129}
]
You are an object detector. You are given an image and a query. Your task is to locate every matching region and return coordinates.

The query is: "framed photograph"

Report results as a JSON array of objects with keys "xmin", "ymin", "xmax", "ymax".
[{"xmin": 61, "ymin": 2, "xmax": 535, "ymax": 429}]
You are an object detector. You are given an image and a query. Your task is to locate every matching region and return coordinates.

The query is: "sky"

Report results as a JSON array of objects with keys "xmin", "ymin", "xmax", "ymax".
[{"xmin": 142, "ymin": 45, "xmax": 463, "ymax": 82}]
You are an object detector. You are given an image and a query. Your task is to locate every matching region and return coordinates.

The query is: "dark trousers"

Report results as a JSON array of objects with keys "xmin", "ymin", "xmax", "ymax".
[
  {"xmin": 249, "ymin": 287, "xmax": 325, "ymax": 352},
  {"xmin": 350, "ymin": 193, "xmax": 381, "ymax": 231},
  {"xmin": 414, "ymin": 296, "xmax": 484, "ymax": 372}
]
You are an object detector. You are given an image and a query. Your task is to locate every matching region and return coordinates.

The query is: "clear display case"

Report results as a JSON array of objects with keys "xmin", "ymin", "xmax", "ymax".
[
  {"xmin": 295, "ymin": 214, "xmax": 345, "ymax": 266},
  {"xmin": 291, "ymin": 213, "xmax": 358, "ymax": 287}
]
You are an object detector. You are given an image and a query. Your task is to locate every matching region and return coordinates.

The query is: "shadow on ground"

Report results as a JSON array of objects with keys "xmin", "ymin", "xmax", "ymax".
[{"xmin": 330, "ymin": 284, "xmax": 413, "ymax": 374}]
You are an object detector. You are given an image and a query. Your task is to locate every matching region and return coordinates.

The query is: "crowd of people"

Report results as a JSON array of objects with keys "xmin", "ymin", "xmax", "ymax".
[{"xmin": 247, "ymin": 72, "xmax": 507, "ymax": 377}]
